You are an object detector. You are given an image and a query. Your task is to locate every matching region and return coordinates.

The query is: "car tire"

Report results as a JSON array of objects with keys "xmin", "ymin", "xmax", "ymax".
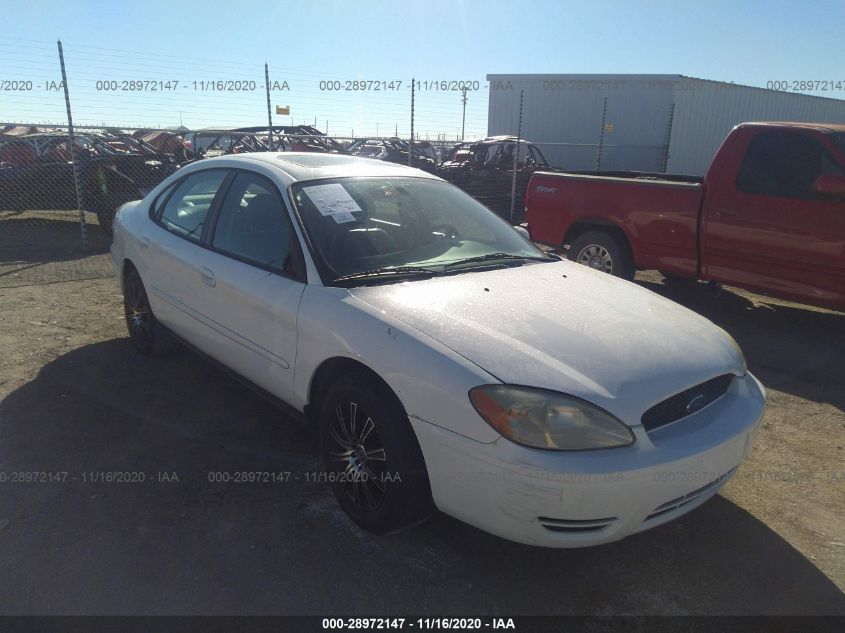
[
  {"xmin": 569, "ymin": 230, "xmax": 634, "ymax": 280},
  {"xmin": 123, "ymin": 266, "xmax": 180, "ymax": 356},
  {"xmin": 319, "ymin": 373, "xmax": 433, "ymax": 534}
]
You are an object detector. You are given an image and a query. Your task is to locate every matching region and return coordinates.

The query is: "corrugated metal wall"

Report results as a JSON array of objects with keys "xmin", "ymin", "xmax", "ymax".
[
  {"xmin": 487, "ymin": 74, "xmax": 845, "ymax": 175},
  {"xmin": 486, "ymin": 74, "xmax": 677, "ymax": 171},
  {"xmin": 667, "ymin": 78, "xmax": 845, "ymax": 175}
]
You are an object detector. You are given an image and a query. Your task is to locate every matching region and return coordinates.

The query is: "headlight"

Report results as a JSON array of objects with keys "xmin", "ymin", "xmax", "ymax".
[{"xmin": 469, "ymin": 385, "xmax": 635, "ymax": 451}]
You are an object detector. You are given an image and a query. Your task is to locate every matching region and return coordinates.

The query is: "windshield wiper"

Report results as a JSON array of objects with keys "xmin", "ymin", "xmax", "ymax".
[
  {"xmin": 333, "ymin": 265, "xmax": 441, "ymax": 283},
  {"xmin": 443, "ymin": 252, "xmax": 551, "ymax": 269}
]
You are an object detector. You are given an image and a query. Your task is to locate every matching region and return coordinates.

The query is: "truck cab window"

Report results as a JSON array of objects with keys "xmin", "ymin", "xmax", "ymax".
[{"xmin": 736, "ymin": 131, "xmax": 843, "ymax": 198}]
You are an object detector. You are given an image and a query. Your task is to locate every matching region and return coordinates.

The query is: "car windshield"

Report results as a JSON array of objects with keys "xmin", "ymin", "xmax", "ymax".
[{"xmin": 290, "ymin": 177, "xmax": 548, "ymax": 284}]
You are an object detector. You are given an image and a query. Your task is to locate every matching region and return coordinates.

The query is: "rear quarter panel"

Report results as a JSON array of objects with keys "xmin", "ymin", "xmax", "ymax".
[{"xmin": 526, "ymin": 173, "xmax": 704, "ymax": 276}]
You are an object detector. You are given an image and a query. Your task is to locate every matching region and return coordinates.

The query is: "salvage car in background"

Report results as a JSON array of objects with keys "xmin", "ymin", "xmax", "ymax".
[
  {"xmin": 234, "ymin": 125, "xmax": 347, "ymax": 153},
  {"xmin": 181, "ymin": 129, "xmax": 270, "ymax": 158},
  {"xmin": 348, "ymin": 138, "xmax": 437, "ymax": 172},
  {"xmin": 0, "ymin": 132, "xmax": 179, "ymax": 232},
  {"xmin": 437, "ymin": 136, "xmax": 550, "ymax": 222},
  {"xmin": 525, "ymin": 122, "xmax": 845, "ymax": 311},
  {"xmin": 111, "ymin": 152, "xmax": 765, "ymax": 547}
]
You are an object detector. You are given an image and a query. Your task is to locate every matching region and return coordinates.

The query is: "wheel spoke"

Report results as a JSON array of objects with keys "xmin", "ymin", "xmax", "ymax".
[
  {"xmin": 359, "ymin": 417, "xmax": 375, "ymax": 444},
  {"xmin": 328, "ymin": 424, "xmax": 351, "ymax": 451},
  {"xmin": 335, "ymin": 405, "xmax": 353, "ymax": 442},
  {"xmin": 365, "ymin": 447, "xmax": 387, "ymax": 462},
  {"xmin": 328, "ymin": 449, "xmax": 353, "ymax": 463},
  {"xmin": 349, "ymin": 402, "xmax": 358, "ymax": 438},
  {"xmin": 361, "ymin": 477, "xmax": 377, "ymax": 508},
  {"xmin": 365, "ymin": 467, "xmax": 386, "ymax": 492}
]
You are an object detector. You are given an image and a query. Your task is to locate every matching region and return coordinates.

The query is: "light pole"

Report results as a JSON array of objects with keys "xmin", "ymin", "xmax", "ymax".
[{"xmin": 461, "ymin": 87, "xmax": 467, "ymax": 140}]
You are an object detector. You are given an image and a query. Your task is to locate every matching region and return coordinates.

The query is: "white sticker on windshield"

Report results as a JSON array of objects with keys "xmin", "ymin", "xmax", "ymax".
[
  {"xmin": 302, "ymin": 183, "xmax": 362, "ymax": 216},
  {"xmin": 331, "ymin": 211, "xmax": 357, "ymax": 224}
]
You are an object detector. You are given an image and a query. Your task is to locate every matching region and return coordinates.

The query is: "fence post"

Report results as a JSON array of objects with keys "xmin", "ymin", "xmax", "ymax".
[
  {"xmin": 264, "ymin": 63, "xmax": 274, "ymax": 149},
  {"xmin": 509, "ymin": 90, "xmax": 524, "ymax": 224},
  {"xmin": 461, "ymin": 86, "xmax": 467, "ymax": 140},
  {"xmin": 409, "ymin": 78, "xmax": 415, "ymax": 166},
  {"xmin": 57, "ymin": 40, "xmax": 86, "ymax": 250},
  {"xmin": 661, "ymin": 102, "xmax": 675, "ymax": 173},
  {"xmin": 596, "ymin": 96, "xmax": 608, "ymax": 171}
]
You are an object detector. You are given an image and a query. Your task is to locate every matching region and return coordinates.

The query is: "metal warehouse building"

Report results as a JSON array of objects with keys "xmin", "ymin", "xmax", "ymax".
[{"xmin": 486, "ymin": 74, "xmax": 845, "ymax": 175}]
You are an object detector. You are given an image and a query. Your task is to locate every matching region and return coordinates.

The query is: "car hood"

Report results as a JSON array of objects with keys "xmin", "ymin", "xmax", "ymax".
[{"xmin": 348, "ymin": 261, "xmax": 745, "ymax": 424}]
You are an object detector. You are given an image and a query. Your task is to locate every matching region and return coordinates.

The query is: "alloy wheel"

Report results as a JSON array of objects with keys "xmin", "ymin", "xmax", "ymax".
[
  {"xmin": 326, "ymin": 401, "xmax": 389, "ymax": 511},
  {"xmin": 577, "ymin": 244, "xmax": 614, "ymax": 273},
  {"xmin": 124, "ymin": 274, "xmax": 153, "ymax": 348}
]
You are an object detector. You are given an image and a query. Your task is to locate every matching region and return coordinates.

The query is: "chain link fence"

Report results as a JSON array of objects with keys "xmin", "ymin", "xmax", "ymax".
[{"xmin": 1, "ymin": 38, "xmax": 677, "ymax": 284}]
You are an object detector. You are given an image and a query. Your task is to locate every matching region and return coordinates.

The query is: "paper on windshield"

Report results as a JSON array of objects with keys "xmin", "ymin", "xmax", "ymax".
[
  {"xmin": 302, "ymin": 183, "xmax": 362, "ymax": 217},
  {"xmin": 331, "ymin": 211, "xmax": 357, "ymax": 223}
]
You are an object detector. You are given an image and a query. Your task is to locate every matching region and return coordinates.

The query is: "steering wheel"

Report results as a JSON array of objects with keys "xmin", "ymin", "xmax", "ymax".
[{"xmin": 430, "ymin": 223, "xmax": 461, "ymax": 240}]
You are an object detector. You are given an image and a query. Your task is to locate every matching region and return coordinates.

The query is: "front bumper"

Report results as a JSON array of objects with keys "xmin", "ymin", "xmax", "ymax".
[{"xmin": 411, "ymin": 372, "xmax": 765, "ymax": 547}]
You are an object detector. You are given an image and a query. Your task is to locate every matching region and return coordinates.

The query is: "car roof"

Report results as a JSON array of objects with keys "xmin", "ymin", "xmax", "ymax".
[
  {"xmin": 199, "ymin": 152, "xmax": 441, "ymax": 184},
  {"xmin": 739, "ymin": 121, "xmax": 845, "ymax": 134}
]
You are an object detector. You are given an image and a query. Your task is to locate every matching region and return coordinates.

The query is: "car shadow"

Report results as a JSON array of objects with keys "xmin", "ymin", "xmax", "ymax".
[
  {"xmin": 1, "ymin": 339, "xmax": 843, "ymax": 615},
  {"xmin": 636, "ymin": 277, "xmax": 845, "ymax": 412}
]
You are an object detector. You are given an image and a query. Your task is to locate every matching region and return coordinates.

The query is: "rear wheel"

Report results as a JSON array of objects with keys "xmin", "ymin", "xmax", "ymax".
[
  {"xmin": 569, "ymin": 230, "xmax": 634, "ymax": 280},
  {"xmin": 319, "ymin": 373, "xmax": 432, "ymax": 534},
  {"xmin": 123, "ymin": 266, "xmax": 179, "ymax": 356}
]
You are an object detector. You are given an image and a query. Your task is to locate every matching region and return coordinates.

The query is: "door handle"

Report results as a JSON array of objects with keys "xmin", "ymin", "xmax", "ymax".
[
  {"xmin": 200, "ymin": 266, "xmax": 216, "ymax": 287},
  {"xmin": 138, "ymin": 236, "xmax": 151, "ymax": 249},
  {"xmin": 714, "ymin": 209, "xmax": 737, "ymax": 217}
]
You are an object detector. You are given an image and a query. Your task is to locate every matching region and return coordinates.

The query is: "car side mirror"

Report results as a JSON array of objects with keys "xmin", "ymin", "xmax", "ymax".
[
  {"xmin": 812, "ymin": 173, "xmax": 845, "ymax": 197},
  {"xmin": 514, "ymin": 225, "xmax": 530, "ymax": 240}
]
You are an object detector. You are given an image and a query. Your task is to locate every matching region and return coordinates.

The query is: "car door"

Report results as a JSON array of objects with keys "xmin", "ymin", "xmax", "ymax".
[
  {"xmin": 702, "ymin": 129, "xmax": 845, "ymax": 307},
  {"xmin": 189, "ymin": 170, "xmax": 306, "ymax": 403},
  {"xmin": 141, "ymin": 168, "xmax": 230, "ymax": 346}
]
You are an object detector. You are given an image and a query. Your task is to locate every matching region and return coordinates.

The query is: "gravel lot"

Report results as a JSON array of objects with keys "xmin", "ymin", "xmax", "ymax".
[{"xmin": 0, "ymin": 212, "xmax": 843, "ymax": 615}]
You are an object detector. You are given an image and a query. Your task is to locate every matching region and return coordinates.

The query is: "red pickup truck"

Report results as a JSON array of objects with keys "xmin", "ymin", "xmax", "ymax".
[{"xmin": 525, "ymin": 122, "xmax": 845, "ymax": 311}]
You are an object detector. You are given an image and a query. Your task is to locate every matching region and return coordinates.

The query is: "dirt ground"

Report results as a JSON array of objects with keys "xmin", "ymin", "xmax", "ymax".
[{"xmin": 0, "ymin": 212, "xmax": 843, "ymax": 615}]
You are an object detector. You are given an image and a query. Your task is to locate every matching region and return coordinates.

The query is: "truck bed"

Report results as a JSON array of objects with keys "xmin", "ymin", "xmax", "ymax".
[{"xmin": 526, "ymin": 170, "xmax": 705, "ymax": 277}]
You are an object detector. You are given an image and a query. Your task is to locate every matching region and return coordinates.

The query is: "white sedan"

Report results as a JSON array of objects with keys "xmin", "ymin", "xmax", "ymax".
[{"xmin": 111, "ymin": 152, "xmax": 765, "ymax": 547}]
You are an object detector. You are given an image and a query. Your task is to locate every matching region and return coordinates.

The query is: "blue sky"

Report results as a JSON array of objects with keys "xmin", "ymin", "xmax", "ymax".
[{"xmin": 2, "ymin": 0, "xmax": 844, "ymax": 138}]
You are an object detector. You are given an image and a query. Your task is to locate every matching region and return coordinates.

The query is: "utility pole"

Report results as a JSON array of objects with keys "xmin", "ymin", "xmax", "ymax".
[
  {"xmin": 461, "ymin": 86, "xmax": 467, "ymax": 140},
  {"xmin": 409, "ymin": 77, "xmax": 415, "ymax": 166},
  {"xmin": 57, "ymin": 40, "xmax": 86, "ymax": 250},
  {"xmin": 509, "ymin": 90, "xmax": 524, "ymax": 224},
  {"xmin": 264, "ymin": 63, "xmax": 273, "ymax": 149}
]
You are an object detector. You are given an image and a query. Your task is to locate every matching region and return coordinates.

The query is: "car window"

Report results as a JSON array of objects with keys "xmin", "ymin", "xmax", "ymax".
[
  {"xmin": 211, "ymin": 172, "xmax": 296, "ymax": 273},
  {"xmin": 158, "ymin": 169, "xmax": 228, "ymax": 241},
  {"xmin": 736, "ymin": 131, "xmax": 845, "ymax": 198},
  {"xmin": 150, "ymin": 180, "xmax": 179, "ymax": 217}
]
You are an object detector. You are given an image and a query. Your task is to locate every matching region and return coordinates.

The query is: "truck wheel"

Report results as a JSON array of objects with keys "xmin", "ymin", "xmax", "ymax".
[
  {"xmin": 569, "ymin": 230, "xmax": 634, "ymax": 280},
  {"xmin": 319, "ymin": 372, "xmax": 433, "ymax": 535}
]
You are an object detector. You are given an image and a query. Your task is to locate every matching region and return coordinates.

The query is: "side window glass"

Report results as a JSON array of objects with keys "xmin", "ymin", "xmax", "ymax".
[
  {"xmin": 158, "ymin": 169, "xmax": 227, "ymax": 241},
  {"xmin": 151, "ymin": 181, "xmax": 179, "ymax": 217},
  {"xmin": 211, "ymin": 172, "xmax": 295, "ymax": 273},
  {"xmin": 736, "ymin": 131, "xmax": 828, "ymax": 198}
]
